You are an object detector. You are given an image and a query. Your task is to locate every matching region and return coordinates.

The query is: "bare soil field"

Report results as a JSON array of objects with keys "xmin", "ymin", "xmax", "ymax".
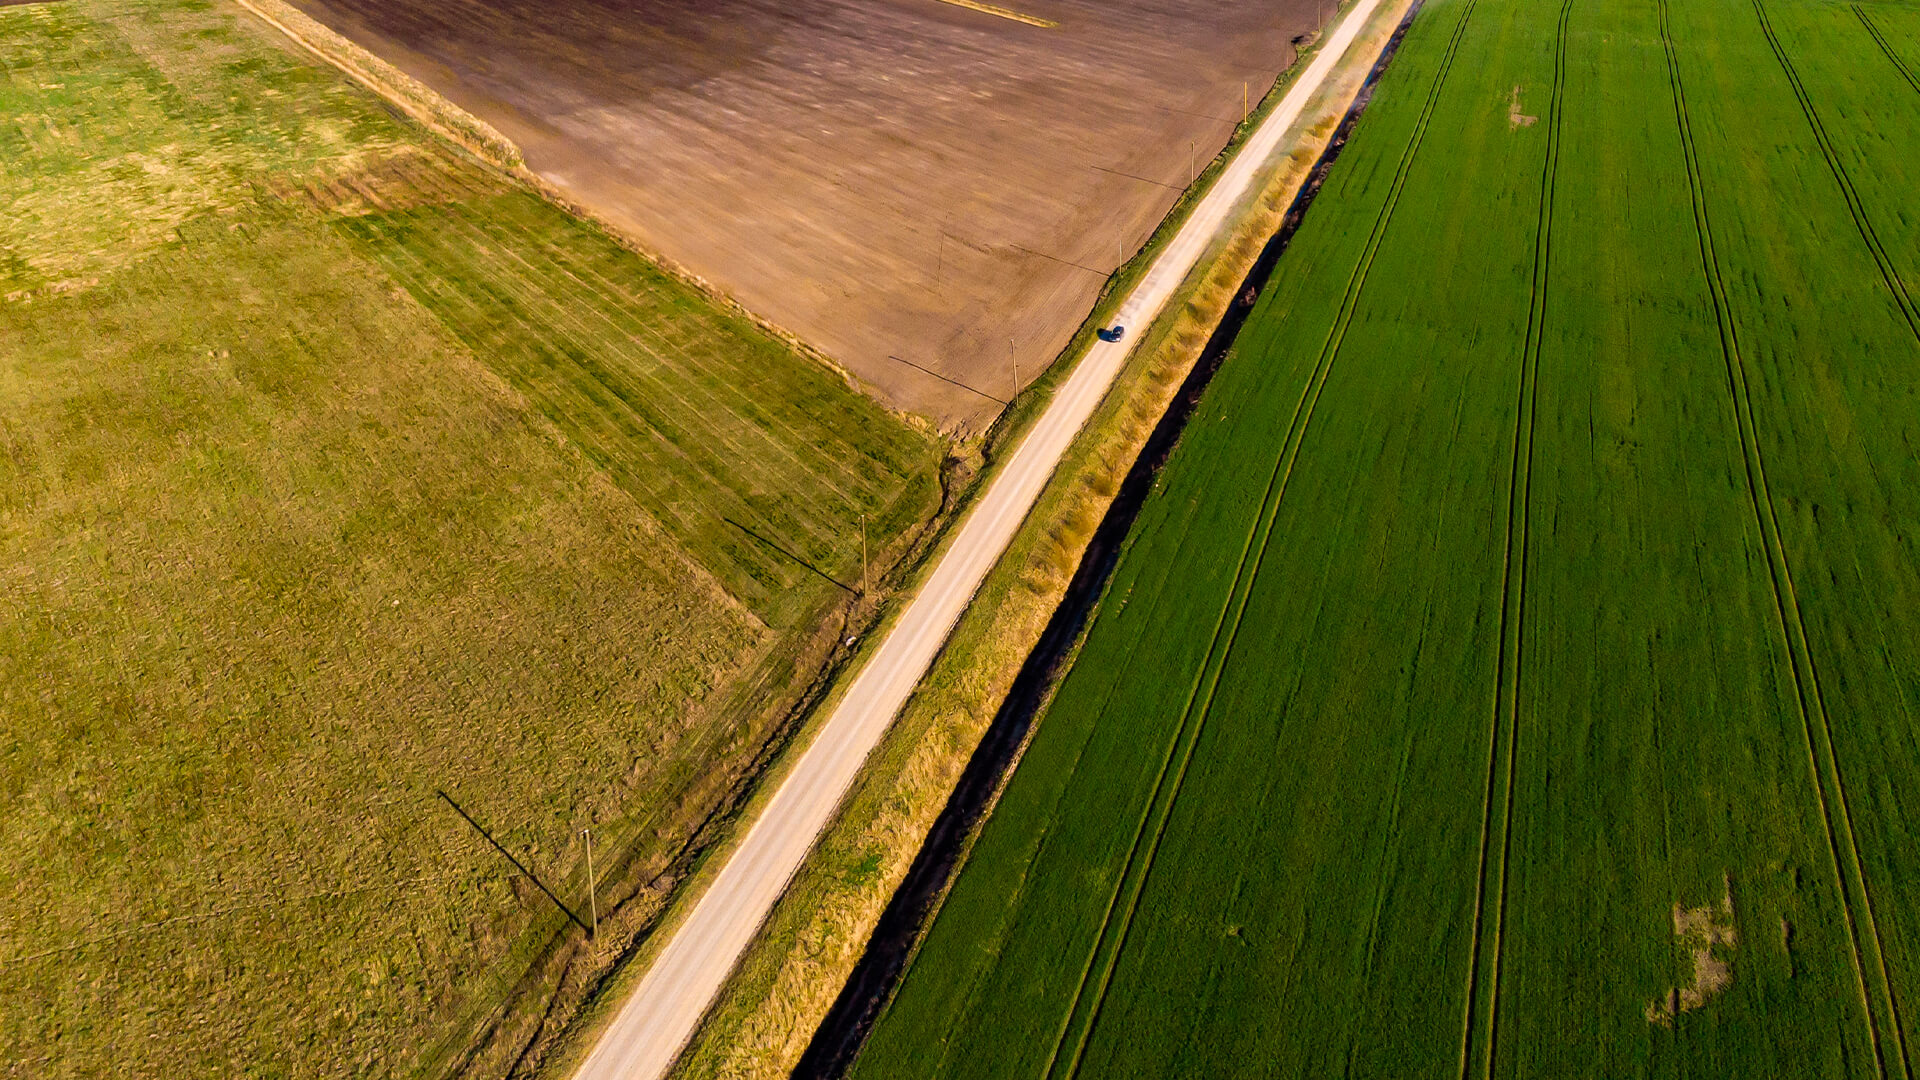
[{"xmin": 282, "ymin": 0, "xmax": 1328, "ymax": 428}]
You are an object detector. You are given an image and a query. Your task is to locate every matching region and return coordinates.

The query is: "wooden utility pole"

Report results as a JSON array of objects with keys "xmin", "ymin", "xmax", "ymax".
[
  {"xmin": 583, "ymin": 827, "xmax": 597, "ymax": 939},
  {"xmin": 859, "ymin": 513, "xmax": 868, "ymax": 595},
  {"xmin": 1244, "ymin": 81, "xmax": 1249, "ymax": 121}
]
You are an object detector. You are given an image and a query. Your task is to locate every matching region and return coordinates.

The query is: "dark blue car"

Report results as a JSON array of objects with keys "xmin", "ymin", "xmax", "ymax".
[{"xmin": 1096, "ymin": 324, "xmax": 1127, "ymax": 343}]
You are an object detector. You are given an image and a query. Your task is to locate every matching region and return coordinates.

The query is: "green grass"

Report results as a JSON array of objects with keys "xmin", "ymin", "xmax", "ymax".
[
  {"xmin": 851, "ymin": 0, "xmax": 1920, "ymax": 1075},
  {"xmin": 0, "ymin": 1, "xmax": 939, "ymax": 1077}
]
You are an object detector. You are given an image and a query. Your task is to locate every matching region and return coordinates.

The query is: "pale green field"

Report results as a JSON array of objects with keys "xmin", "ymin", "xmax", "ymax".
[{"xmin": 0, "ymin": 1, "xmax": 941, "ymax": 1076}]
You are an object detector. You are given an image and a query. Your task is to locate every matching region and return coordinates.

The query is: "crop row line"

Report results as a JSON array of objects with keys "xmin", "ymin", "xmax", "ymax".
[
  {"xmin": 1660, "ymin": 2, "xmax": 1909, "ymax": 1074},
  {"xmin": 1455, "ymin": 2, "xmax": 1571, "ymax": 1077},
  {"xmin": 1751, "ymin": 0, "xmax": 1920, "ymax": 344},
  {"xmin": 1033, "ymin": 4, "xmax": 1487, "ymax": 1075},
  {"xmin": 1853, "ymin": 5, "xmax": 1920, "ymax": 99}
]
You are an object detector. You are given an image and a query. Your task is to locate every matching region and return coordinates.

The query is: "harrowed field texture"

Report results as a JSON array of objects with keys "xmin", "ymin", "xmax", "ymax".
[
  {"xmin": 0, "ymin": 0, "xmax": 941, "ymax": 1076},
  {"xmin": 854, "ymin": 0, "xmax": 1920, "ymax": 1075}
]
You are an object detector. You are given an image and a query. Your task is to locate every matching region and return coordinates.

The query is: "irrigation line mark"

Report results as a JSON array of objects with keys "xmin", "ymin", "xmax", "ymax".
[
  {"xmin": 1752, "ymin": 0, "xmax": 1920, "ymax": 344},
  {"xmin": 1456, "ymin": 4, "xmax": 1569, "ymax": 1077},
  {"xmin": 1662, "ymin": 3, "xmax": 1908, "ymax": 1074},
  {"xmin": 1854, "ymin": 5, "xmax": 1920, "ymax": 98},
  {"xmin": 1035, "ymin": 4, "xmax": 1482, "ymax": 1075}
]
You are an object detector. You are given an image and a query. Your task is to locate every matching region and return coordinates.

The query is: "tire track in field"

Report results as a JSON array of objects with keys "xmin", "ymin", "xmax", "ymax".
[
  {"xmin": 1035, "ymin": 5, "xmax": 1484, "ymax": 1076},
  {"xmin": 1752, "ymin": 0, "xmax": 1920, "ymax": 344},
  {"xmin": 1455, "ymin": 3, "xmax": 1570, "ymax": 1077},
  {"xmin": 1854, "ymin": 5, "xmax": 1920, "ymax": 98},
  {"xmin": 1659, "ymin": 3, "xmax": 1911, "ymax": 1075}
]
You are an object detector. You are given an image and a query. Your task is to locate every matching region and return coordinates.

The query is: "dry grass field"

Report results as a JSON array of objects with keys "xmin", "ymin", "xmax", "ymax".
[
  {"xmin": 281, "ymin": 0, "xmax": 1331, "ymax": 428},
  {"xmin": 0, "ymin": 1, "xmax": 940, "ymax": 1076}
]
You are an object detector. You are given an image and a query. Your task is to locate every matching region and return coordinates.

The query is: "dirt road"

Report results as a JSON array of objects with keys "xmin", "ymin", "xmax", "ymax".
[{"xmin": 568, "ymin": 3, "xmax": 1393, "ymax": 1075}]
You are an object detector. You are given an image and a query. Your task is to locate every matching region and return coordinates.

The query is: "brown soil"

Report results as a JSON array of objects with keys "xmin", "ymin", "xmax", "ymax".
[
  {"xmin": 1646, "ymin": 877, "xmax": 1739, "ymax": 1026},
  {"xmin": 1508, "ymin": 84, "xmax": 1538, "ymax": 127},
  {"xmin": 281, "ymin": 0, "xmax": 1326, "ymax": 429}
]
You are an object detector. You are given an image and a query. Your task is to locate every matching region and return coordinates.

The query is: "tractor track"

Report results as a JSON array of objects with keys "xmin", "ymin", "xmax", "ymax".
[
  {"xmin": 1752, "ymin": 0, "xmax": 1920, "ymax": 344},
  {"xmin": 1035, "ymin": 4, "xmax": 1486, "ymax": 1076},
  {"xmin": 1455, "ymin": 2, "xmax": 1570, "ymax": 1077},
  {"xmin": 1853, "ymin": 5, "xmax": 1920, "ymax": 99},
  {"xmin": 1660, "ymin": 1, "xmax": 1910, "ymax": 1074}
]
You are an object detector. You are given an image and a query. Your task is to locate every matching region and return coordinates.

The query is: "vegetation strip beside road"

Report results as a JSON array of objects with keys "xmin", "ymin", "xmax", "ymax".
[
  {"xmin": 559, "ymin": 3, "xmax": 1395, "ymax": 1078},
  {"xmin": 851, "ymin": 0, "xmax": 1920, "ymax": 1074}
]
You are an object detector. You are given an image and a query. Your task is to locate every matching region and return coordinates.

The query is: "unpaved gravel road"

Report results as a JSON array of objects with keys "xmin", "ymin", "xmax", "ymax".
[{"xmin": 572, "ymin": 4, "xmax": 1392, "ymax": 1076}]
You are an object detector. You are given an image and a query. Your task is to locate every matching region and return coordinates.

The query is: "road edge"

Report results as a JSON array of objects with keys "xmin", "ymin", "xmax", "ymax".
[{"xmin": 547, "ymin": 1, "xmax": 1405, "ymax": 1077}]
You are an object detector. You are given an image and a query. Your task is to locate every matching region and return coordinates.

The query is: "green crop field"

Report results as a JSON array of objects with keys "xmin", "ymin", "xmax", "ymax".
[
  {"xmin": 853, "ymin": 0, "xmax": 1920, "ymax": 1075},
  {"xmin": 0, "ymin": 1, "xmax": 940, "ymax": 1077}
]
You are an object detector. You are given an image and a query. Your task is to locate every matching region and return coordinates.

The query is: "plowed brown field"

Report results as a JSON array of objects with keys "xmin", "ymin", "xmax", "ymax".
[{"xmin": 283, "ymin": 0, "xmax": 1325, "ymax": 427}]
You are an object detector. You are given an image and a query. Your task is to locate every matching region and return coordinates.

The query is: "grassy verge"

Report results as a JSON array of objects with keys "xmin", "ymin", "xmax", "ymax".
[
  {"xmin": 0, "ymin": 2, "xmax": 943, "ymax": 1077},
  {"xmin": 230, "ymin": 0, "xmax": 522, "ymax": 169},
  {"xmin": 653, "ymin": 3, "xmax": 1416, "ymax": 1075}
]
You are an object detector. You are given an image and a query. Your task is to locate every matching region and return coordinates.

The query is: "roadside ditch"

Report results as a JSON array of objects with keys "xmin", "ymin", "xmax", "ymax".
[{"xmin": 789, "ymin": 7, "xmax": 1425, "ymax": 1075}]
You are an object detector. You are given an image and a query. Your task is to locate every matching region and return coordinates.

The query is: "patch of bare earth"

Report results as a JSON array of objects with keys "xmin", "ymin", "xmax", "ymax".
[
  {"xmin": 1509, "ymin": 84, "xmax": 1538, "ymax": 128},
  {"xmin": 1646, "ymin": 876, "xmax": 1739, "ymax": 1026},
  {"xmin": 280, "ymin": 0, "xmax": 1331, "ymax": 428}
]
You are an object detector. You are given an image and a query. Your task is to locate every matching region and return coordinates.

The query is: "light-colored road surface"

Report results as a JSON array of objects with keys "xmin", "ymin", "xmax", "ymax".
[{"xmin": 572, "ymin": 5, "xmax": 1390, "ymax": 1076}]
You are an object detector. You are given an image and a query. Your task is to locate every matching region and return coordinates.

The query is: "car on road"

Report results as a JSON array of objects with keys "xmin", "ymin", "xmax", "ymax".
[{"xmin": 1097, "ymin": 324, "xmax": 1127, "ymax": 343}]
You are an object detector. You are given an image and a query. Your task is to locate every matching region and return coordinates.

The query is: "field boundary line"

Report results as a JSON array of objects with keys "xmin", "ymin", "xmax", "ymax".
[
  {"xmin": 1037, "ymin": 3, "xmax": 1484, "ymax": 1074},
  {"xmin": 1660, "ymin": 2, "xmax": 1909, "ymax": 1074},
  {"xmin": 1455, "ymin": 3, "xmax": 1569, "ymax": 1077},
  {"xmin": 1751, "ymin": 0, "xmax": 1920, "ymax": 343},
  {"xmin": 1853, "ymin": 5, "xmax": 1920, "ymax": 97},
  {"xmin": 227, "ymin": 0, "xmax": 522, "ymax": 170}
]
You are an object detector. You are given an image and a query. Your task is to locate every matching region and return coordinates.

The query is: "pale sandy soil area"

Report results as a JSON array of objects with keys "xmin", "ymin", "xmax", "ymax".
[{"xmin": 283, "ymin": 0, "xmax": 1325, "ymax": 427}]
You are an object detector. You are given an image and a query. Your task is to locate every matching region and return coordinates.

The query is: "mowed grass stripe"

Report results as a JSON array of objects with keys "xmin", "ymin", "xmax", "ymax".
[
  {"xmin": 336, "ymin": 198, "xmax": 927, "ymax": 620},
  {"xmin": 1660, "ymin": 0, "xmax": 1906, "ymax": 1072},
  {"xmin": 424, "ymin": 198, "xmax": 897, "ymax": 494},
  {"xmin": 1034, "ymin": 6, "xmax": 1486, "ymax": 1074},
  {"xmin": 341, "ymin": 216, "xmax": 723, "ymax": 536},
  {"xmin": 374, "ymin": 205, "xmax": 846, "ymax": 552},
  {"xmin": 1748, "ymin": 0, "xmax": 1919, "ymax": 343},
  {"xmin": 1457, "ymin": 2, "xmax": 1570, "ymax": 1075}
]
